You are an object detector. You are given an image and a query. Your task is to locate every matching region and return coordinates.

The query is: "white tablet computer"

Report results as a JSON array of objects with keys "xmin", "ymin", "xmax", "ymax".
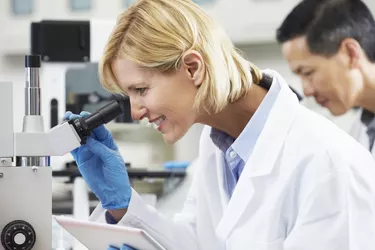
[{"xmin": 54, "ymin": 216, "xmax": 166, "ymax": 250}]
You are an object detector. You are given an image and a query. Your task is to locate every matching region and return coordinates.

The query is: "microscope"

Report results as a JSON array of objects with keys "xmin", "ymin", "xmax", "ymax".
[{"xmin": 0, "ymin": 55, "xmax": 123, "ymax": 250}]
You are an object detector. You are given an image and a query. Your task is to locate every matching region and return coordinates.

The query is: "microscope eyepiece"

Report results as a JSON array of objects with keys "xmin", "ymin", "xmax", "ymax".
[
  {"xmin": 25, "ymin": 55, "xmax": 41, "ymax": 68},
  {"xmin": 68, "ymin": 100, "xmax": 123, "ymax": 144}
]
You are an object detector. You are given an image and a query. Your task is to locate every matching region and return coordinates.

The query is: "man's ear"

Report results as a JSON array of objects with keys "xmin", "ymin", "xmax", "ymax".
[
  {"xmin": 340, "ymin": 38, "xmax": 362, "ymax": 69},
  {"xmin": 181, "ymin": 50, "xmax": 205, "ymax": 87}
]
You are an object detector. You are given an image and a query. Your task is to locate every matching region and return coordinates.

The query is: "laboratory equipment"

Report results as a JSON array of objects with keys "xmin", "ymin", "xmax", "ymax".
[
  {"xmin": 30, "ymin": 20, "xmax": 125, "ymax": 130},
  {"xmin": 66, "ymin": 91, "xmax": 132, "ymax": 124},
  {"xmin": 67, "ymin": 100, "xmax": 123, "ymax": 144},
  {"xmin": 0, "ymin": 55, "xmax": 124, "ymax": 250},
  {"xmin": 30, "ymin": 20, "xmax": 134, "ymax": 225}
]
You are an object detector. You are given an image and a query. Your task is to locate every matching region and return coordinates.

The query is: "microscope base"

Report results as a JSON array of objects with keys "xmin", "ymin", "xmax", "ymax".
[{"xmin": 0, "ymin": 167, "xmax": 52, "ymax": 250}]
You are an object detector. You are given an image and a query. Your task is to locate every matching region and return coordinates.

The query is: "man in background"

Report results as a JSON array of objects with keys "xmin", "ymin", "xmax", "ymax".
[{"xmin": 276, "ymin": 0, "xmax": 375, "ymax": 157}]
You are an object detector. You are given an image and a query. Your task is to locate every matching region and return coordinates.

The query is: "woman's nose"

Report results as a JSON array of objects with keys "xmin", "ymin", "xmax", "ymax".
[{"xmin": 131, "ymin": 103, "xmax": 148, "ymax": 121}]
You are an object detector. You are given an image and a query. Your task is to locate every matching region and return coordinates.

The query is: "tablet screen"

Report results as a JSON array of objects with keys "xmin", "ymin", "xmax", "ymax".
[{"xmin": 54, "ymin": 216, "xmax": 165, "ymax": 250}]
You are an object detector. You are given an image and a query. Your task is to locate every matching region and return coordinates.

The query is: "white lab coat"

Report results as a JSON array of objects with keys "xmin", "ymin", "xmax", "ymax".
[
  {"xmin": 90, "ymin": 71, "xmax": 375, "ymax": 250},
  {"xmin": 349, "ymin": 110, "xmax": 375, "ymax": 158}
]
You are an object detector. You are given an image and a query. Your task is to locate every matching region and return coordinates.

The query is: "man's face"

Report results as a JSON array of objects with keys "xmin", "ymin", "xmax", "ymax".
[{"xmin": 282, "ymin": 36, "xmax": 363, "ymax": 116}]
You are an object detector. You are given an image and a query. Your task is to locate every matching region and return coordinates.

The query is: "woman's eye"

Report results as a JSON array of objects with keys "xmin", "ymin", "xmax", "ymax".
[{"xmin": 135, "ymin": 88, "xmax": 147, "ymax": 95}]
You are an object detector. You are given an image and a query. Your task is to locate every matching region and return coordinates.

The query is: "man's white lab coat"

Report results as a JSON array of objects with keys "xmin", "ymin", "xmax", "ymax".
[{"xmin": 350, "ymin": 109, "xmax": 375, "ymax": 158}]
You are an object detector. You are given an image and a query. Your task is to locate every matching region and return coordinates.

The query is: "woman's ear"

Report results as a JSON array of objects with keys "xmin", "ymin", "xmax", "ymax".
[{"xmin": 181, "ymin": 50, "xmax": 205, "ymax": 87}]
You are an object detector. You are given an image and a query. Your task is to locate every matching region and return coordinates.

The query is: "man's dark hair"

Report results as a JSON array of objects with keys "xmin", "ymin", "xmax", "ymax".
[{"xmin": 276, "ymin": 0, "xmax": 375, "ymax": 62}]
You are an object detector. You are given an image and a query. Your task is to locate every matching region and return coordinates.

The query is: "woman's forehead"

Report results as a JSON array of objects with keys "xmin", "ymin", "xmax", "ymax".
[
  {"xmin": 112, "ymin": 59, "xmax": 159, "ymax": 86},
  {"xmin": 112, "ymin": 58, "xmax": 142, "ymax": 72}
]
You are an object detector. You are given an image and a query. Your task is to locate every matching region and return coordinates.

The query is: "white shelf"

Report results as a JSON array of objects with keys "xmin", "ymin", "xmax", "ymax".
[
  {"xmin": 0, "ymin": 33, "xmax": 29, "ymax": 56},
  {"xmin": 0, "ymin": 0, "xmax": 286, "ymax": 57},
  {"xmin": 3, "ymin": 0, "xmax": 375, "ymax": 56},
  {"xmin": 0, "ymin": 20, "xmax": 30, "ymax": 56},
  {"xmin": 0, "ymin": 22, "xmax": 278, "ymax": 57}
]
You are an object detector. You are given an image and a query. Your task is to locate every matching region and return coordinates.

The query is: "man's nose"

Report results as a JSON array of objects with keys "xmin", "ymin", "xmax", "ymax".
[{"xmin": 302, "ymin": 80, "xmax": 315, "ymax": 97}]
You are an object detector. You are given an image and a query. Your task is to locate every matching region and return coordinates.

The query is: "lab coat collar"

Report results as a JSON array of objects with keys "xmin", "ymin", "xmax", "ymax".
[
  {"xmin": 215, "ymin": 70, "xmax": 300, "ymax": 241},
  {"xmin": 231, "ymin": 71, "xmax": 281, "ymax": 163},
  {"xmin": 244, "ymin": 69, "xmax": 298, "ymax": 178}
]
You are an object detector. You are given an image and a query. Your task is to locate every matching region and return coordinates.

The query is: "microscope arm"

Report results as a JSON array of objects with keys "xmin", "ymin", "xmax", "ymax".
[{"xmin": 15, "ymin": 122, "xmax": 82, "ymax": 157}]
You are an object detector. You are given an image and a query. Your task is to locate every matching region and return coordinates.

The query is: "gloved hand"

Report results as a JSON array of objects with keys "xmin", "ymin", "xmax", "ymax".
[
  {"xmin": 64, "ymin": 111, "xmax": 132, "ymax": 210},
  {"xmin": 108, "ymin": 244, "xmax": 136, "ymax": 250}
]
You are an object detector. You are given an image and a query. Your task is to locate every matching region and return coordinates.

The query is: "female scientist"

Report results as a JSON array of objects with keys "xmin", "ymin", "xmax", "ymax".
[{"xmin": 65, "ymin": 0, "xmax": 375, "ymax": 249}]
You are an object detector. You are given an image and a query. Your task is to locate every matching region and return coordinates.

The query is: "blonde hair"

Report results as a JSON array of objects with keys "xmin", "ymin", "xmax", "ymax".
[{"xmin": 99, "ymin": 0, "xmax": 262, "ymax": 114}]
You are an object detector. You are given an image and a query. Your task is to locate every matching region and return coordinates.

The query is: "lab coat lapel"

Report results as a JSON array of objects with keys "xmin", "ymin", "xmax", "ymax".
[
  {"xmin": 215, "ymin": 149, "xmax": 230, "ymax": 211},
  {"xmin": 201, "ymin": 151, "xmax": 229, "ymax": 228},
  {"xmin": 215, "ymin": 77, "xmax": 300, "ymax": 241}
]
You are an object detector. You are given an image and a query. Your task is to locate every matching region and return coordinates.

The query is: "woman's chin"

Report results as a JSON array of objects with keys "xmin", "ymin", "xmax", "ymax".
[
  {"xmin": 162, "ymin": 129, "xmax": 186, "ymax": 145},
  {"xmin": 163, "ymin": 133, "xmax": 179, "ymax": 145}
]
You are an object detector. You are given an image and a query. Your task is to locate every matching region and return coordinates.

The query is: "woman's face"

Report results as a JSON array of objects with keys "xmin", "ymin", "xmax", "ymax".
[{"xmin": 112, "ymin": 58, "xmax": 200, "ymax": 144}]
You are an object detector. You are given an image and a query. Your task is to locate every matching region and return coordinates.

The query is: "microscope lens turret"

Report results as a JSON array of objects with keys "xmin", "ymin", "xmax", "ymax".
[{"xmin": 69, "ymin": 100, "xmax": 123, "ymax": 144}]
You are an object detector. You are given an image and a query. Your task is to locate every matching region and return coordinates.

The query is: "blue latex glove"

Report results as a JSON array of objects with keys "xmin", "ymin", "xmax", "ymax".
[
  {"xmin": 108, "ymin": 244, "xmax": 136, "ymax": 250},
  {"xmin": 64, "ymin": 111, "xmax": 132, "ymax": 210}
]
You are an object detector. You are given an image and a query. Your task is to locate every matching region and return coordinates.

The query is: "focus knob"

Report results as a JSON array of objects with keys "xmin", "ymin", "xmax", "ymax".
[{"xmin": 1, "ymin": 220, "xmax": 36, "ymax": 250}]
